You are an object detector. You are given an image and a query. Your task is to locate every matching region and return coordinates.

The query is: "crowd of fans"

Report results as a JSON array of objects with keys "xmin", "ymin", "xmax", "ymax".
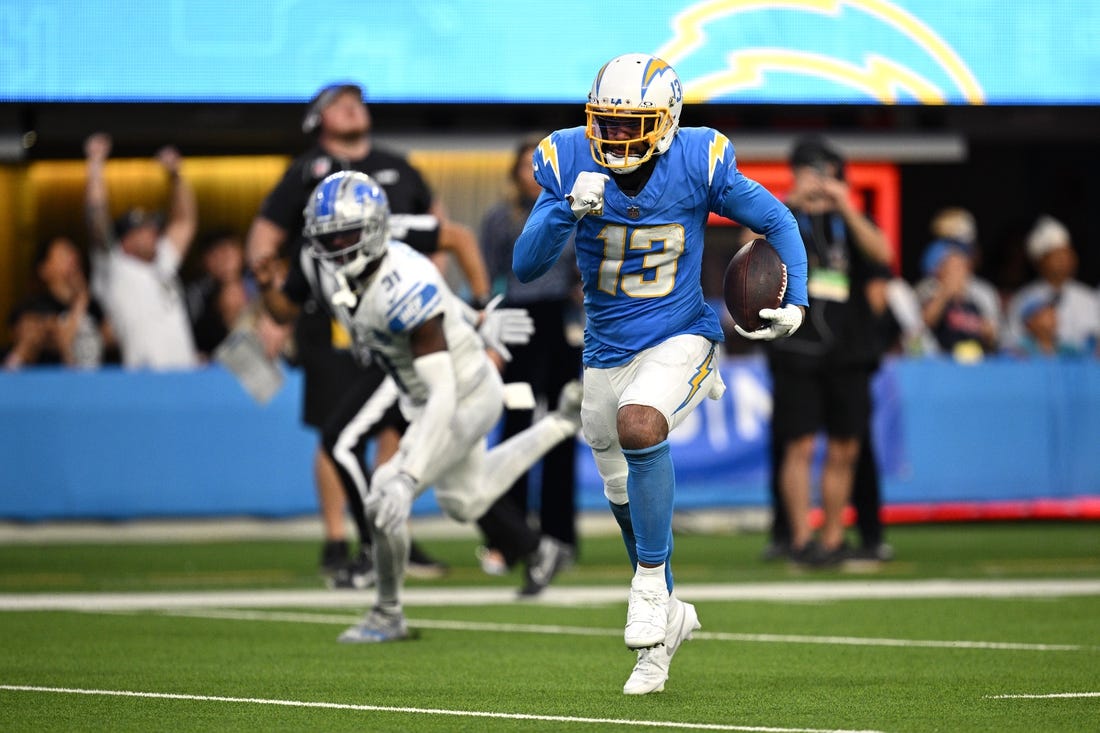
[
  {"xmin": 2, "ymin": 116, "xmax": 1096, "ymax": 595},
  {"xmin": 5, "ymin": 144, "xmax": 1096, "ymax": 372},
  {"xmin": 906, "ymin": 208, "xmax": 1099, "ymax": 361}
]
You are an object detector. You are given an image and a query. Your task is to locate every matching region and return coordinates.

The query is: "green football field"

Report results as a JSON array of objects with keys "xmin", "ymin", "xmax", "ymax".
[{"xmin": 1, "ymin": 522, "xmax": 1098, "ymax": 732}]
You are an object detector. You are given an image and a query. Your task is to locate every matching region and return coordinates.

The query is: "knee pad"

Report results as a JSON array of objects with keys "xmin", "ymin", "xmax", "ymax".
[
  {"xmin": 603, "ymin": 476, "xmax": 629, "ymax": 507},
  {"xmin": 581, "ymin": 404, "xmax": 615, "ymax": 451}
]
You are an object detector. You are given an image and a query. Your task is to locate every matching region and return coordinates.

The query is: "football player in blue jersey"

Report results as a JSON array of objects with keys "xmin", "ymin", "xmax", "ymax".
[{"xmin": 514, "ymin": 53, "xmax": 809, "ymax": 695}]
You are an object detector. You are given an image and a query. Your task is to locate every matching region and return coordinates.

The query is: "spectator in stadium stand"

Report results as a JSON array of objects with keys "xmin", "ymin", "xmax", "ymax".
[
  {"xmin": 929, "ymin": 207, "xmax": 1004, "ymax": 330},
  {"xmin": 3, "ymin": 235, "xmax": 112, "ymax": 370},
  {"xmin": 1004, "ymin": 215, "xmax": 1100, "ymax": 356},
  {"xmin": 762, "ymin": 135, "xmax": 894, "ymax": 568},
  {"xmin": 1008, "ymin": 292, "xmax": 1090, "ymax": 358},
  {"xmin": 185, "ymin": 229, "xmax": 256, "ymax": 361},
  {"xmin": 84, "ymin": 132, "xmax": 200, "ymax": 370},
  {"xmin": 915, "ymin": 237, "xmax": 1002, "ymax": 360}
]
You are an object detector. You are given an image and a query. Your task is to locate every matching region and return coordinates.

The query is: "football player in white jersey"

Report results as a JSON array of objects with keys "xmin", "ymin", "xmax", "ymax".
[
  {"xmin": 514, "ymin": 53, "xmax": 809, "ymax": 694},
  {"xmin": 295, "ymin": 170, "xmax": 582, "ymax": 642}
]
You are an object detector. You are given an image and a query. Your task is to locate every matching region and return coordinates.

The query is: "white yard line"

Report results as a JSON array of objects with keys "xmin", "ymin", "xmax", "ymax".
[
  {"xmin": 986, "ymin": 692, "xmax": 1100, "ymax": 699},
  {"xmin": 0, "ymin": 684, "xmax": 881, "ymax": 733},
  {"xmin": 1, "ymin": 578, "xmax": 1099, "ymax": 611},
  {"xmin": 154, "ymin": 608, "xmax": 1092, "ymax": 652}
]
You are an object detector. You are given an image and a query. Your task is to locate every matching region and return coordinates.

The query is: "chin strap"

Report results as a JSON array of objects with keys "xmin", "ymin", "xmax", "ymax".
[{"xmin": 330, "ymin": 269, "xmax": 358, "ymax": 310}]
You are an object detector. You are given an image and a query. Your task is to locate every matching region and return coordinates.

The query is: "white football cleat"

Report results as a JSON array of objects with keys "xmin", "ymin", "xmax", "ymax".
[
  {"xmin": 623, "ymin": 595, "xmax": 700, "ymax": 695},
  {"xmin": 664, "ymin": 595, "xmax": 700, "ymax": 658},
  {"xmin": 624, "ymin": 574, "xmax": 669, "ymax": 649}
]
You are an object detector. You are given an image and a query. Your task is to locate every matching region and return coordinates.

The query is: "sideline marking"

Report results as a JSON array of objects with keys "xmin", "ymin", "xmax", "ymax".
[
  {"xmin": 0, "ymin": 684, "xmax": 883, "ymax": 733},
  {"xmin": 156, "ymin": 608, "xmax": 1091, "ymax": 652},
  {"xmin": 2, "ymin": 579, "xmax": 1100, "ymax": 611},
  {"xmin": 987, "ymin": 692, "xmax": 1100, "ymax": 699}
]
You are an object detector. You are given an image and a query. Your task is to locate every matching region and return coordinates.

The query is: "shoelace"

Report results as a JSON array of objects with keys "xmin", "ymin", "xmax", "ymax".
[{"xmin": 627, "ymin": 587, "xmax": 666, "ymax": 622}]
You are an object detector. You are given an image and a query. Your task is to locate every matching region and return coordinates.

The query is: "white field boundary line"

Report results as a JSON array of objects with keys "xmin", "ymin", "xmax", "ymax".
[
  {"xmin": 147, "ymin": 609, "xmax": 1094, "ymax": 653},
  {"xmin": 986, "ymin": 692, "xmax": 1100, "ymax": 699},
  {"xmin": 3, "ymin": 578, "xmax": 1100, "ymax": 611},
  {"xmin": 0, "ymin": 685, "xmax": 883, "ymax": 733}
]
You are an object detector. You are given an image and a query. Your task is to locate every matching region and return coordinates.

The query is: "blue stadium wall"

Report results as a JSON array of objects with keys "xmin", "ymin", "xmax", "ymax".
[{"xmin": 1, "ymin": 356, "xmax": 1098, "ymax": 521}]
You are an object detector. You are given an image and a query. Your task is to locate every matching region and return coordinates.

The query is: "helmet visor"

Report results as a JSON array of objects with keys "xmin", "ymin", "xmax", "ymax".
[
  {"xmin": 313, "ymin": 228, "xmax": 363, "ymax": 255},
  {"xmin": 585, "ymin": 105, "xmax": 669, "ymax": 169},
  {"xmin": 308, "ymin": 227, "xmax": 371, "ymax": 267}
]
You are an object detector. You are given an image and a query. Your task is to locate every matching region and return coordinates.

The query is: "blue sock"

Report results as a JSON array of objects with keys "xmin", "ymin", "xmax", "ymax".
[
  {"xmin": 608, "ymin": 500, "xmax": 638, "ymax": 570},
  {"xmin": 609, "ymin": 500, "xmax": 674, "ymax": 591},
  {"xmin": 622, "ymin": 440, "xmax": 675, "ymax": 591}
]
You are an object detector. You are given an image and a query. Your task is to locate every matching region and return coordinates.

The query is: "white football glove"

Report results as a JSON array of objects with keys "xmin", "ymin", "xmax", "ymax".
[
  {"xmin": 567, "ymin": 171, "xmax": 610, "ymax": 219},
  {"xmin": 365, "ymin": 471, "xmax": 417, "ymax": 535},
  {"xmin": 734, "ymin": 304, "xmax": 805, "ymax": 341},
  {"xmin": 479, "ymin": 294, "xmax": 534, "ymax": 361}
]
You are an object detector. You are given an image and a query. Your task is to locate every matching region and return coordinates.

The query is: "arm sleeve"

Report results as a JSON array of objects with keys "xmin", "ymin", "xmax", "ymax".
[
  {"xmin": 512, "ymin": 190, "xmax": 576, "ymax": 283},
  {"xmin": 401, "ymin": 350, "xmax": 458, "ymax": 481},
  {"xmin": 719, "ymin": 171, "xmax": 809, "ymax": 307}
]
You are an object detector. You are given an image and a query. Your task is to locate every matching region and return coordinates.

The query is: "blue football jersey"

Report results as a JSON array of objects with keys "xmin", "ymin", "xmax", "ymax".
[{"xmin": 515, "ymin": 126, "xmax": 807, "ymax": 368}]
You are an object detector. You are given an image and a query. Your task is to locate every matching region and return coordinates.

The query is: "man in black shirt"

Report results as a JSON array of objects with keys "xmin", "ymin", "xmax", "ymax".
[
  {"xmin": 247, "ymin": 82, "xmax": 490, "ymax": 585},
  {"xmin": 764, "ymin": 136, "xmax": 893, "ymax": 566}
]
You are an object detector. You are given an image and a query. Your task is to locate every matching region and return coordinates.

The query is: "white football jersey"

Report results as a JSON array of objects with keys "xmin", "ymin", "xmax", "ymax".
[{"xmin": 301, "ymin": 241, "xmax": 487, "ymax": 405}]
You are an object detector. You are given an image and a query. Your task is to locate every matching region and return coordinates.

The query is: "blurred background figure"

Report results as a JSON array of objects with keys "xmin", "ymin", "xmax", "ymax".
[
  {"xmin": 1009, "ymin": 292, "xmax": 1088, "ymax": 358},
  {"xmin": 3, "ymin": 235, "xmax": 111, "ymax": 370},
  {"xmin": 929, "ymin": 207, "xmax": 979, "ymax": 266},
  {"xmin": 865, "ymin": 273, "xmax": 938, "ymax": 358},
  {"xmin": 1005, "ymin": 215, "xmax": 1099, "ymax": 356},
  {"xmin": 84, "ymin": 133, "xmax": 199, "ymax": 370},
  {"xmin": 915, "ymin": 237, "xmax": 1001, "ymax": 360},
  {"xmin": 185, "ymin": 229, "xmax": 256, "ymax": 361},
  {"xmin": 929, "ymin": 206, "xmax": 1003, "ymax": 324},
  {"xmin": 475, "ymin": 134, "xmax": 584, "ymax": 575},
  {"xmin": 763, "ymin": 135, "xmax": 893, "ymax": 567}
]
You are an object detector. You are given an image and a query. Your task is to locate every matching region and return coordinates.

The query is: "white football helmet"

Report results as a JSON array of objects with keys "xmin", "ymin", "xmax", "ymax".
[
  {"xmin": 304, "ymin": 170, "xmax": 390, "ymax": 279},
  {"xmin": 586, "ymin": 53, "xmax": 683, "ymax": 174}
]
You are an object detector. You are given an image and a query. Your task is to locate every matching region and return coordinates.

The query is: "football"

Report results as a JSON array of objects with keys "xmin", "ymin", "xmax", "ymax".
[{"xmin": 723, "ymin": 238, "xmax": 786, "ymax": 332}]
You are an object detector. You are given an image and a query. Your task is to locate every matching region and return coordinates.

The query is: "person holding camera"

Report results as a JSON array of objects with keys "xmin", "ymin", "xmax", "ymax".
[{"xmin": 763, "ymin": 136, "xmax": 893, "ymax": 567}]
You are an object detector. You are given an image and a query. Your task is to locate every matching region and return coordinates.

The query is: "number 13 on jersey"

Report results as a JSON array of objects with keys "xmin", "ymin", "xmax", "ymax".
[{"xmin": 596, "ymin": 224, "xmax": 685, "ymax": 298}]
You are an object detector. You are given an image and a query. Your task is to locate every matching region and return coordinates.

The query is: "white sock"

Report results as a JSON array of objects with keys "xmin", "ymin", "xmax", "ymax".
[{"xmin": 633, "ymin": 563, "xmax": 667, "ymax": 591}]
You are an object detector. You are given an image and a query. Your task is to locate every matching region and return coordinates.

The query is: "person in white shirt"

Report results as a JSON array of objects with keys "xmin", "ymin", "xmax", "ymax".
[
  {"xmin": 1006, "ymin": 215, "xmax": 1099, "ymax": 355},
  {"xmin": 85, "ymin": 132, "xmax": 199, "ymax": 370}
]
